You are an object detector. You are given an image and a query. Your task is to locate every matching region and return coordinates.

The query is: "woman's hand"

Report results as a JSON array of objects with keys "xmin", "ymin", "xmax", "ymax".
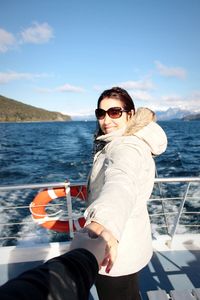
[
  {"xmin": 70, "ymin": 229, "xmax": 111, "ymax": 269},
  {"xmin": 84, "ymin": 222, "xmax": 118, "ymax": 273}
]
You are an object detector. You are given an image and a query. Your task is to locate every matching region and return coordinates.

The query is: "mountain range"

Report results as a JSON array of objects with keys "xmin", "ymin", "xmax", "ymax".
[
  {"xmin": 72, "ymin": 107, "xmax": 200, "ymax": 121},
  {"xmin": 155, "ymin": 107, "xmax": 200, "ymax": 121},
  {"xmin": 0, "ymin": 95, "xmax": 199, "ymax": 122}
]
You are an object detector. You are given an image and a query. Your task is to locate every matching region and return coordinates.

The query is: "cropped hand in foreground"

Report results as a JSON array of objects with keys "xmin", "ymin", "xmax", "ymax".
[
  {"xmin": 69, "ymin": 229, "xmax": 111, "ymax": 269},
  {"xmin": 83, "ymin": 222, "xmax": 118, "ymax": 273}
]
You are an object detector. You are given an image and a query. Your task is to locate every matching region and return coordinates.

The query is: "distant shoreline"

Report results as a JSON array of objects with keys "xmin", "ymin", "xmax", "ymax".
[
  {"xmin": 0, "ymin": 95, "xmax": 71, "ymax": 123},
  {"xmin": 0, "ymin": 120, "xmax": 73, "ymax": 124}
]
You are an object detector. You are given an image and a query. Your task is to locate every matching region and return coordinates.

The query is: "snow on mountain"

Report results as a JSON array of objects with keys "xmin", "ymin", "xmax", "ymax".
[
  {"xmin": 71, "ymin": 107, "xmax": 199, "ymax": 121},
  {"xmin": 155, "ymin": 107, "xmax": 192, "ymax": 121}
]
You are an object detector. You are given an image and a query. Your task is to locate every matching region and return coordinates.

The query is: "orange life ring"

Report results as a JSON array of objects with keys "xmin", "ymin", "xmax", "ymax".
[{"xmin": 30, "ymin": 185, "xmax": 87, "ymax": 232}]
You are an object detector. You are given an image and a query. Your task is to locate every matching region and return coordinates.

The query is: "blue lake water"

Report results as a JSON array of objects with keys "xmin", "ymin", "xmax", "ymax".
[{"xmin": 0, "ymin": 121, "xmax": 200, "ymax": 245}]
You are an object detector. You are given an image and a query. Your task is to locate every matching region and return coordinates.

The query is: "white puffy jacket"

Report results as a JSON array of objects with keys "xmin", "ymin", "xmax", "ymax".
[{"xmin": 84, "ymin": 108, "xmax": 167, "ymax": 276}]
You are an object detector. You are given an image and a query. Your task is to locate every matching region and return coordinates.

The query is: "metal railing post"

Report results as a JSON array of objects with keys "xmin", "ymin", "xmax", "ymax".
[
  {"xmin": 169, "ymin": 182, "xmax": 191, "ymax": 246},
  {"xmin": 65, "ymin": 183, "xmax": 74, "ymax": 239},
  {"xmin": 155, "ymin": 168, "xmax": 170, "ymax": 235}
]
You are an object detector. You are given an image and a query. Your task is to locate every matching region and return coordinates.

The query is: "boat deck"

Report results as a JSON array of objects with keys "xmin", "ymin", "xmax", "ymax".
[
  {"xmin": 139, "ymin": 234, "xmax": 200, "ymax": 299},
  {"xmin": 0, "ymin": 234, "xmax": 199, "ymax": 299},
  {"xmin": 0, "ymin": 178, "xmax": 199, "ymax": 299}
]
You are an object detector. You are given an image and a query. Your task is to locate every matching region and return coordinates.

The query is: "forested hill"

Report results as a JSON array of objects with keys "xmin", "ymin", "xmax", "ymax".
[{"xmin": 0, "ymin": 95, "xmax": 71, "ymax": 122}]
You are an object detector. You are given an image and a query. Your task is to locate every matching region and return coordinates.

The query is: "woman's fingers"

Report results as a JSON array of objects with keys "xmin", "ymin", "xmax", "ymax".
[
  {"xmin": 71, "ymin": 226, "xmax": 119, "ymax": 272},
  {"xmin": 105, "ymin": 243, "xmax": 118, "ymax": 273}
]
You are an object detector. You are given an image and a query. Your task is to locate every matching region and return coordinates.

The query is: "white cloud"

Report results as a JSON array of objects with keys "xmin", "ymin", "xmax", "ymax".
[
  {"xmin": 56, "ymin": 83, "xmax": 84, "ymax": 93},
  {"xmin": 130, "ymin": 90, "xmax": 153, "ymax": 101},
  {"xmin": 125, "ymin": 90, "xmax": 200, "ymax": 112},
  {"xmin": 155, "ymin": 61, "xmax": 186, "ymax": 79},
  {"xmin": 36, "ymin": 83, "xmax": 85, "ymax": 93},
  {"xmin": 119, "ymin": 79, "xmax": 154, "ymax": 91},
  {"xmin": 0, "ymin": 22, "xmax": 53, "ymax": 53},
  {"xmin": 20, "ymin": 22, "xmax": 54, "ymax": 44},
  {"xmin": 93, "ymin": 79, "xmax": 154, "ymax": 93},
  {"xmin": 185, "ymin": 91, "xmax": 200, "ymax": 111},
  {"xmin": 0, "ymin": 71, "xmax": 48, "ymax": 84},
  {"xmin": 161, "ymin": 94, "xmax": 184, "ymax": 106},
  {"xmin": 0, "ymin": 28, "xmax": 16, "ymax": 53},
  {"xmin": 155, "ymin": 91, "xmax": 200, "ymax": 111},
  {"xmin": 93, "ymin": 85, "xmax": 103, "ymax": 92},
  {"xmin": 92, "ymin": 80, "xmax": 154, "ymax": 103},
  {"xmin": 190, "ymin": 90, "xmax": 200, "ymax": 100}
]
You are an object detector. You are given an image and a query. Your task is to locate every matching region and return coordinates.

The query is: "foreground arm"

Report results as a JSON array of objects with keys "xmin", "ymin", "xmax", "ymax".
[{"xmin": 0, "ymin": 231, "xmax": 109, "ymax": 300}]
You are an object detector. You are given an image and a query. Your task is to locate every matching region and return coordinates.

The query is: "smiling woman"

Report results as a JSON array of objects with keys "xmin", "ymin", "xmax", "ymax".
[
  {"xmin": 95, "ymin": 87, "xmax": 135, "ymax": 135},
  {"xmin": 84, "ymin": 86, "xmax": 168, "ymax": 300},
  {"xmin": 96, "ymin": 103, "xmax": 130, "ymax": 134}
]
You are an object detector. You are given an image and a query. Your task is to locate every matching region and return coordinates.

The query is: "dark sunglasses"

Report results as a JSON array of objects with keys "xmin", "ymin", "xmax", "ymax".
[{"xmin": 95, "ymin": 107, "xmax": 129, "ymax": 120}]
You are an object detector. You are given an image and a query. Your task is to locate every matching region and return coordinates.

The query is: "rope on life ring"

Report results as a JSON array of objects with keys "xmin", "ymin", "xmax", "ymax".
[{"xmin": 29, "ymin": 185, "xmax": 87, "ymax": 232}]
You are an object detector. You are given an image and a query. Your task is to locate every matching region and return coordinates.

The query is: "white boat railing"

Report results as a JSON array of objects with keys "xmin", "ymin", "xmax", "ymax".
[
  {"xmin": 0, "ymin": 177, "xmax": 199, "ymax": 245},
  {"xmin": 152, "ymin": 177, "xmax": 200, "ymax": 244}
]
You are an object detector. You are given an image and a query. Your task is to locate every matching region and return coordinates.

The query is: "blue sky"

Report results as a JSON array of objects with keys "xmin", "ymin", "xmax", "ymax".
[{"xmin": 0, "ymin": 0, "xmax": 200, "ymax": 117}]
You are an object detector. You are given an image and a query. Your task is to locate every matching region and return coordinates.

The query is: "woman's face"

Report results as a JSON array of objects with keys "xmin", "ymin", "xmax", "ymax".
[{"xmin": 98, "ymin": 97, "xmax": 130, "ymax": 134}]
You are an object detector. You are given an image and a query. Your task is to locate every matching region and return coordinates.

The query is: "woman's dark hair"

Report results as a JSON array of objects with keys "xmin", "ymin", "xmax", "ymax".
[
  {"xmin": 97, "ymin": 86, "xmax": 135, "ymax": 112},
  {"xmin": 94, "ymin": 87, "xmax": 135, "ymax": 140}
]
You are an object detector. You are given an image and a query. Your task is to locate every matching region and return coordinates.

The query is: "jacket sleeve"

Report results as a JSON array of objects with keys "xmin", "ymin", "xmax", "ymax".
[
  {"xmin": 0, "ymin": 249, "xmax": 98, "ymax": 300},
  {"xmin": 85, "ymin": 140, "xmax": 150, "ymax": 241}
]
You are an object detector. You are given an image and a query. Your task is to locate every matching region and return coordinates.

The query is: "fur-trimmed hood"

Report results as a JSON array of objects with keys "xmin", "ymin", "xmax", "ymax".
[
  {"xmin": 96, "ymin": 107, "xmax": 167, "ymax": 155},
  {"xmin": 124, "ymin": 107, "xmax": 156, "ymax": 135}
]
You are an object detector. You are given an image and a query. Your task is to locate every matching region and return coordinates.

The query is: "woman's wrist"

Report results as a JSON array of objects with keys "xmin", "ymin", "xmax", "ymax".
[
  {"xmin": 85, "ymin": 221, "xmax": 105, "ymax": 236},
  {"xmin": 85, "ymin": 222, "xmax": 118, "ymax": 250}
]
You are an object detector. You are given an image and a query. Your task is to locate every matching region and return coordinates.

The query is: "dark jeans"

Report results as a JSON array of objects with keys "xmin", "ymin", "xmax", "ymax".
[{"xmin": 95, "ymin": 273, "xmax": 141, "ymax": 300}]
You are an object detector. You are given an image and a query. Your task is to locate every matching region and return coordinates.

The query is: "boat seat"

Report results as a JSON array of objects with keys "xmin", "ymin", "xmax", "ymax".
[{"xmin": 147, "ymin": 289, "xmax": 200, "ymax": 300}]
